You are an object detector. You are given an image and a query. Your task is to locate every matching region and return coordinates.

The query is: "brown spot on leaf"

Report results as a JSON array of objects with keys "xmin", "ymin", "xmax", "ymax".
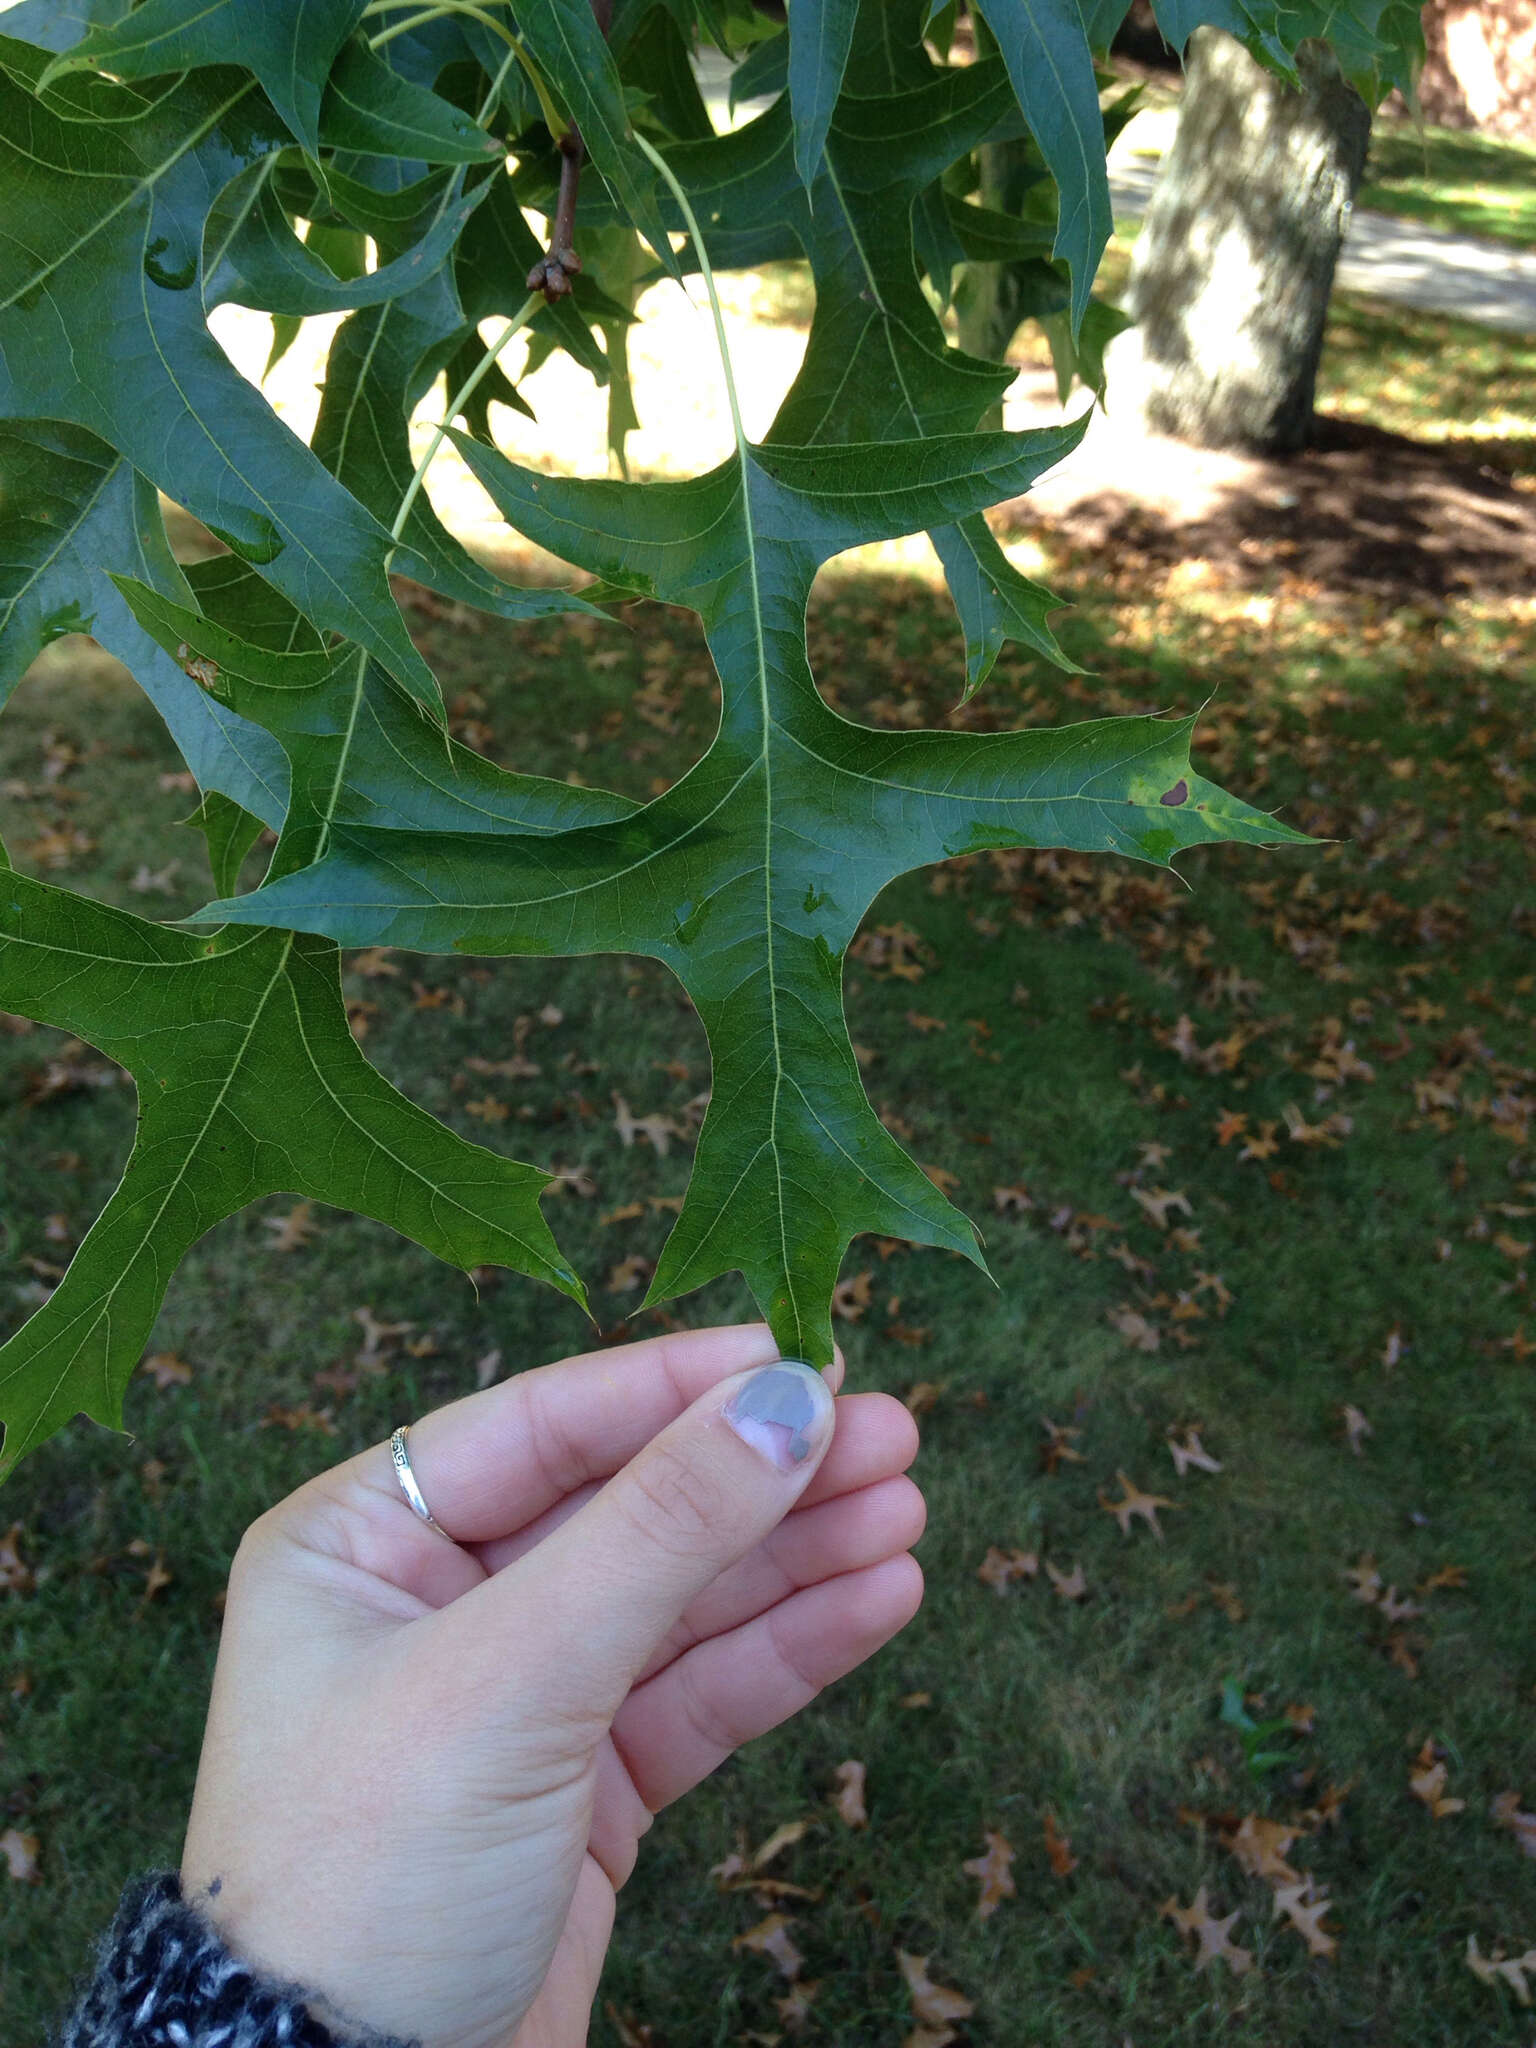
[{"xmin": 1159, "ymin": 779, "xmax": 1189, "ymax": 807}]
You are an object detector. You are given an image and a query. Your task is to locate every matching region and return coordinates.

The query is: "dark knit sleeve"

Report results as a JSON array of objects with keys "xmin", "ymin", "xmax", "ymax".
[{"xmin": 50, "ymin": 1869, "xmax": 423, "ymax": 2048}]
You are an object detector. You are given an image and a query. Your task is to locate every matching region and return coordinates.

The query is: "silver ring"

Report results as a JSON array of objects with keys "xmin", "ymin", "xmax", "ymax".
[{"xmin": 390, "ymin": 1424, "xmax": 449, "ymax": 1536}]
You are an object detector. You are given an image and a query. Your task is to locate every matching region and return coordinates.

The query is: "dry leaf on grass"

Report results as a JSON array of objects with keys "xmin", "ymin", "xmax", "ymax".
[
  {"xmin": 1418, "ymin": 1563, "xmax": 1469, "ymax": 1594},
  {"xmin": 1466, "ymin": 1937, "xmax": 1536, "ymax": 2005},
  {"xmin": 897, "ymin": 1951, "xmax": 973, "ymax": 2047},
  {"xmin": 1491, "ymin": 1792, "xmax": 1536, "ymax": 1859},
  {"xmin": 960, "ymin": 1830, "xmax": 1015, "ymax": 1918},
  {"xmin": 1046, "ymin": 1558, "xmax": 1089, "ymax": 1601},
  {"xmin": 1099, "ymin": 1472, "xmax": 1177, "ymax": 1540},
  {"xmin": 1223, "ymin": 1813, "xmax": 1304, "ymax": 1886},
  {"xmin": 612, "ymin": 1093, "xmax": 683, "ymax": 1156},
  {"xmin": 731, "ymin": 1912, "xmax": 804, "ymax": 1981},
  {"xmin": 1167, "ymin": 1427, "xmax": 1221, "ymax": 1476},
  {"xmin": 1341, "ymin": 1554, "xmax": 1382, "ymax": 1603},
  {"xmin": 977, "ymin": 1545, "xmax": 1038, "ymax": 1593},
  {"xmin": 1039, "ymin": 1416, "xmax": 1084, "ymax": 1473},
  {"xmin": 1131, "ymin": 1186, "xmax": 1192, "ymax": 1230},
  {"xmin": 903, "ymin": 1379, "xmax": 946, "ymax": 1416},
  {"xmin": 1, "ymin": 1827, "xmax": 41, "ymax": 1882},
  {"xmin": 832, "ymin": 1271, "xmax": 873, "ymax": 1321},
  {"xmin": 1409, "ymin": 1739, "xmax": 1465, "ymax": 1819},
  {"xmin": 602, "ymin": 2001, "xmax": 662, "ymax": 2046},
  {"xmin": 1159, "ymin": 1888, "xmax": 1254, "ymax": 1975},
  {"xmin": 1340, "ymin": 1404, "xmax": 1373, "ymax": 1455},
  {"xmin": 774, "ymin": 1978, "xmax": 819, "ymax": 2032},
  {"xmin": 1107, "ymin": 1304, "xmax": 1160, "ymax": 1352},
  {"xmin": 262, "ymin": 1201, "xmax": 317, "ymax": 1251},
  {"xmin": 353, "ymin": 1305, "xmax": 414, "ymax": 1361},
  {"xmin": 828, "ymin": 1760, "xmax": 867, "ymax": 1829},
  {"xmin": 0, "ymin": 1523, "xmax": 35, "ymax": 1596},
  {"xmin": 1043, "ymin": 1809, "xmax": 1078, "ymax": 1877},
  {"xmin": 139, "ymin": 1351, "xmax": 193, "ymax": 1390},
  {"xmin": 1272, "ymin": 1881, "xmax": 1339, "ymax": 1959}
]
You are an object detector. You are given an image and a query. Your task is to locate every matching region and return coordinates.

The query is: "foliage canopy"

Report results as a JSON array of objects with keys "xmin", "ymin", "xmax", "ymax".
[{"xmin": 0, "ymin": 0, "xmax": 1422, "ymax": 1480}]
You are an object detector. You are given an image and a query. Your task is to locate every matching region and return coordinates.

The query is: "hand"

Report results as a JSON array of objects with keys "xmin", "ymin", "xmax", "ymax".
[{"xmin": 179, "ymin": 1323, "xmax": 926, "ymax": 2048}]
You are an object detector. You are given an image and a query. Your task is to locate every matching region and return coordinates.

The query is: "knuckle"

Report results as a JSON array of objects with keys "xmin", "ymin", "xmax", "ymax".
[
  {"xmin": 621, "ymin": 1442, "xmax": 726, "ymax": 1555},
  {"xmin": 677, "ymin": 1653, "xmax": 748, "ymax": 1758}
]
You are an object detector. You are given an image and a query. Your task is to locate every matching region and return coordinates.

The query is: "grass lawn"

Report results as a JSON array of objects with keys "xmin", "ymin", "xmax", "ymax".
[
  {"xmin": 4, "ymin": 293, "xmax": 1536, "ymax": 2043},
  {"xmin": 1361, "ymin": 120, "xmax": 1536, "ymax": 252}
]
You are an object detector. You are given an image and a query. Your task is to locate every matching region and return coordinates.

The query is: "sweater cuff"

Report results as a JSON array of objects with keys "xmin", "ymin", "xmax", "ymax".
[{"xmin": 52, "ymin": 1868, "xmax": 422, "ymax": 2048}]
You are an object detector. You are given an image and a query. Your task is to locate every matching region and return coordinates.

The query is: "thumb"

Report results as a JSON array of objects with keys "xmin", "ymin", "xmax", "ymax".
[{"xmin": 508, "ymin": 1359, "xmax": 838, "ymax": 1714}]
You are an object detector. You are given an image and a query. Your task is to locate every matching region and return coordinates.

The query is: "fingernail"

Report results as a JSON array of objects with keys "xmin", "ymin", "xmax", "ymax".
[{"xmin": 724, "ymin": 1361, "xmax": 835, "ymax": 1472}]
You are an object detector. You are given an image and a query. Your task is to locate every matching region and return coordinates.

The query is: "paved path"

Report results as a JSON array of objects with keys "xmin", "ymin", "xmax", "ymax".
[
  {"xmin": 1109, "ymin": 155, "xmax": 1536, "ymax": 334},
  {"xmin": 697, "ymin": 51, "xmax": 1536, "ymax": 336}
]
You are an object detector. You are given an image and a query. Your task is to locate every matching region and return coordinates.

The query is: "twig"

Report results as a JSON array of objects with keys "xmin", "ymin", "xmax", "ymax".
[
  {"xmin": 528, "ymin": 129, "xmax": 584, "ymax": 300},
  {"xmin": 525, "ymin": 0, "xmax": 613, "ymax": 303}
]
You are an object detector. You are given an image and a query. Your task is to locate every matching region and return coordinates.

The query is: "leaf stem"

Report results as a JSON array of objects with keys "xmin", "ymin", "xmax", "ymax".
[
  {"xmin": 362, "ymin": 0, "xmax": 511, "ymax": 12},
  {"xmin": 387, "ymin": 293, "xmax": 541, "ymax": 553},
  {"xmin": 368, "ymin": 2, "xmax": 517, "ymax": 53},
  {"xmin": 631, "ymin": 130, "xmax": 746, "ymax": 457}
]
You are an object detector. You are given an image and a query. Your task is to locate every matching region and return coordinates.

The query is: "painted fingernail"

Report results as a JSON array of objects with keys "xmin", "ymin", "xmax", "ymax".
[{"xmin": 724, "ymin": 1360, "xmax": 835, "ymax": 1472}]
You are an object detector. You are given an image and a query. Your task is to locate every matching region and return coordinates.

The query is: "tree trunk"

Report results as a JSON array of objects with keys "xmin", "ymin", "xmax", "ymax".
[{"xmin": 1124, "ymin": 29, "xmax": 1371, "ymax": 452}]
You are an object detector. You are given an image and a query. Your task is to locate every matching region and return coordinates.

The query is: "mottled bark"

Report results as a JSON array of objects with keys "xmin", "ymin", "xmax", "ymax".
[{"xmin": 1126, "ymin": 29, "xmax": 1371, "ymax": 453}]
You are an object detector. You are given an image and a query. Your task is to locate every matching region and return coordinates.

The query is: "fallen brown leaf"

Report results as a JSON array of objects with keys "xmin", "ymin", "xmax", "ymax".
[
  {"xmin": 897, "ymin": 1951, "xmax": 974, "ymax": 2044},
  {"xmin": 1409, "ymin": 1739, "xmax": 1465, "ymax": 1819},
  {"xmin": 1099, "ymin": 1471, "xmax": 1177, "ymax": 1541},
  {"xmin": 1, "ymin": 1827, "xmax": 41, "ymax": 1882},
  {"xmin": 961, "ymin": 1829, "xmax": 1015, "ymax": 1918},
  {"xmin": 261, "ymin": 1201, "xmax": 317, "ymax": 1252},
  {"xmin": 1272, "ymin": 1881, "xmax": 1339, "ymax": 1959},
  {"xmin": 139, "ymin": 1351, "xmax": 193, "ymax": 1391},
  {"xmin": 1043, "ymin": 1809, "xmax": 1077, "ymax": 1877},
  {"xmin": 1159, "ymin": 1888, "xmax": 1254, "ymax": 1975},
  {"xmin": 1340, "ymin": 1403, "xmax": 1373, "ymax": 1456},
  {"xmin": 1466, "ymin": 1936, "xmax": 1536, "ymax": 2005},
  {"xmin": 1490, "ymin": 1791, "xmax": 1536, "ymax": 1859},
  {"xmin": 977, "ymin": 1545, "xmax": 1038, "ymax": 1594},
  {"xmin": 1046, "ymin": 1558, "xmax": 1088, "ymax": 1601},
  {"xmin": 828, "ymin": 1760, "xmax": 867, "ymax": 1829},
  {"xmin": 1167, "ymin": 1427, "xmax": 1221, "ymax": 1477},
  {"xmin": 731, "ymin": 1912, "xmax": 803, "ymax": 1981}
]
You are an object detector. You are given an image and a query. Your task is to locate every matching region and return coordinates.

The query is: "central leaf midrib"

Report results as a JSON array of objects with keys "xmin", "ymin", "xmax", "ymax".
[{"xmin": 736, "ymin": 464, "xmax": 795, "ymax": 1331}]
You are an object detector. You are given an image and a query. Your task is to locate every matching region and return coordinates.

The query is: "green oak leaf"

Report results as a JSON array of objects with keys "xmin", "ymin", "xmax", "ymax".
[
  {"xmin": 306, "ymin": 173, "xmax": 609, "ymax": 627},
  {"xmin": 37, "ymin": 0, "xmax": 368, "ymax": 154},
  {"xmin": 1151, "ymin": 0, "xmax": 1424, "ymax": 98},
  {"xmin": 969, "ymin": 0, "xmax": 1113, "ymax": 325},
  {"xmin": 643, "ymin": 46, "xmax": 1080, "ymax": 696},
  {"xmin": 316, "ymin": 40, "xmax": 504, "ymax": 164},
  {"xmin": 0, "ymin": 0, "xmax": 129, "ymax": 54},
  {"xmin": 203, "ymin": 159, "xmax": 486, "ymax": 317},
  {"xmin": 114, "ymin": 558, "xmax": 639, "ymax": 862},
  {"xmin": 0, "ymin": 873, "xmax": 585, "ymax": 1482},
  {"xmin": 613, "ymin": 2, "xmax": 717, "ymax": 144},
  {"xmin": 0, "ymin": 37, "xmax": 439, "ymax": 705},
  {"xmin": 0, "ymin": 419, "xmax": 288, "ymax": 825},
  {"xmin": 787, "ymin": 0, "xmax": 858, "ymax": 189},
  {"xmin": 510, "ymin": 0, "xmax": 678, "ymax": 274},
  {"xmin": 199, "ymin": 422, "xmax": 1308, "ymax": 1365},
  {"xmin": 184, "ymin": 790, "xmax": 265, "ymax": 899}
]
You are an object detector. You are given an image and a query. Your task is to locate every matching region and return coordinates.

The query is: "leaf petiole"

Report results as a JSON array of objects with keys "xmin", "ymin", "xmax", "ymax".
[
  {"xmin": 386, "ymin": 291, "xmax": 541, "ymax": 557},
  {"xmin": 631, "ymin": 130, "xmax": 744, "ymax": 456}
]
